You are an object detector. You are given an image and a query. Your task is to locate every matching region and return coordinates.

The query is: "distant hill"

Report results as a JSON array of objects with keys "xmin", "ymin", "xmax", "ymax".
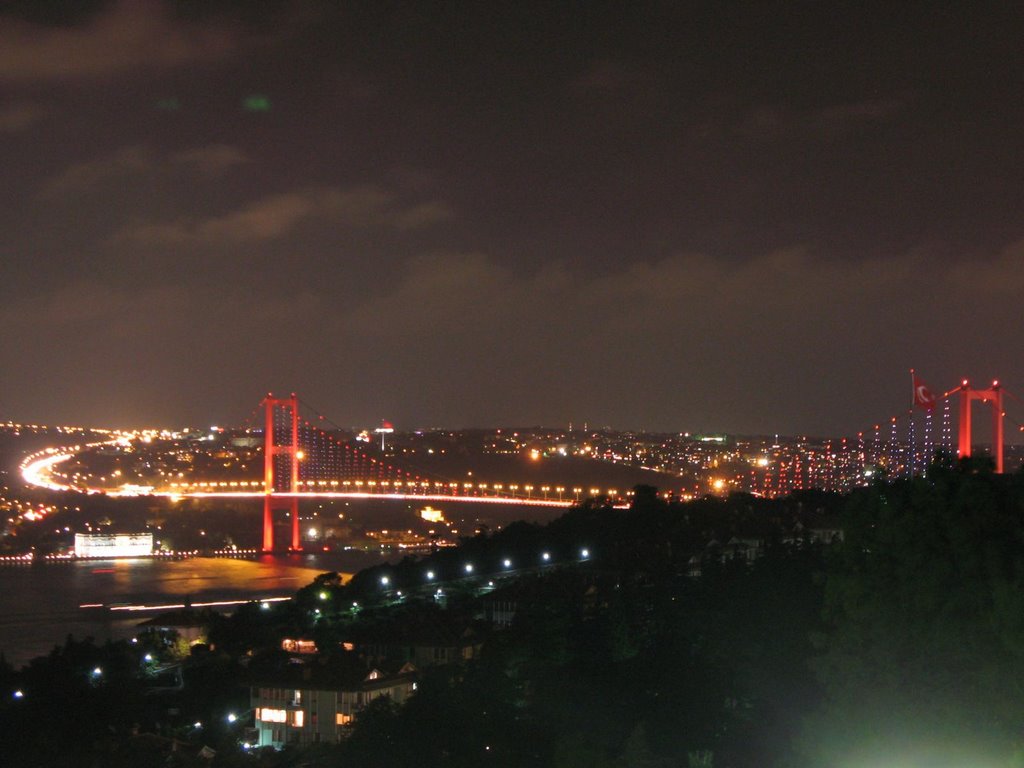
[{"xmin": 380, "ymin": 448, "xmax": 688, "ymax": 495}]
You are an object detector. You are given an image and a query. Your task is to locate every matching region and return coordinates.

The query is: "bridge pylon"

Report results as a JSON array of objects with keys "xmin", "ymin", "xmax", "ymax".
[
  {"xmin": 957, "ymin": 380, "xmax": 1004, "ymax": 473},
  {"xmin": 262, "ymin": 393, "xmax": 301, "ymax": 551}
]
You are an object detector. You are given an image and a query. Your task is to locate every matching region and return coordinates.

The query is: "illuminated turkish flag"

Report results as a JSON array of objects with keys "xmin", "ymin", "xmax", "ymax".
[{"xmin": 912, "ymin": 374, "xmax": 936, "ymax": 411}]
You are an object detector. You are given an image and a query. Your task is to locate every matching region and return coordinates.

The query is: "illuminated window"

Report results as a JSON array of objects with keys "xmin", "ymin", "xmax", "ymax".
[
  {"xmin": 335, "ymin": 713, "xmax": 353, "ymax": 725},
  {"xmin": 291, "ymin": 710, "xmax": 304, "ymax": 727},
  {"xmin": 258, "ymin": 708, "xmax": 286, "ymax": 723}
]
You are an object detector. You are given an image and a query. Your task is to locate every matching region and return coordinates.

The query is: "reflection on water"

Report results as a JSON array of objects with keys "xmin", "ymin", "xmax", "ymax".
[
  {"xmin": 71, "ymin": 556, "xmax": 328, "ymax": 598},
  {"xmin": 0, "ymin": 552, "xmax": 388, "ymax": 669}
]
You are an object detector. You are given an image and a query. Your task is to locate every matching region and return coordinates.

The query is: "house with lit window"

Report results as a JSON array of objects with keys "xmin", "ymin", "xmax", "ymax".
[
  {"xmin": 250, "ymin": 656, "xmax": 417, "ymax": 747},
  {"xmin": 340, "ymin": 610, "xmax": 483, "ymax": 668},
  {"xmin": 280, "ymin": 638, "xmax": 317, "ymax": 655}
]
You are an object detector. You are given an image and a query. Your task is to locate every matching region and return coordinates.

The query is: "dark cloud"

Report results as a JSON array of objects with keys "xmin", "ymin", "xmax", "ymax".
[
  {"xmin": 106, "ymin": 184, "xmax": 448, "ymax": 249},
  {"xmin": 0, "ymin": 101, "xmax": 47, "ymax": 132},
  {"xmin": 40, "ymin": 143, "xmax": 249, "ymax": 199},
  {"xmin": 2, "ymin": 245, "xmax": 1019, "ymax": 434},
  {"xmin": 0, "ymin": 1, "xmax": 239, "ymax": 82},
  {"xmin": 39, "ymin": 145, "xmax": 154, "ymax": 198},
  {"xmin": 169, "ymin": 144, "xmax": 250, "ymax": 176},
  {"xmin": 3, "ymin": 1, "xmax": 1024, "ymax": 435}
]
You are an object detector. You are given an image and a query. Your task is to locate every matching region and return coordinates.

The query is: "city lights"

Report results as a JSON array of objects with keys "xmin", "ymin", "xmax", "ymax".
[{"xmin": 0, "ymin": 4, "xmax": 1020, "ymax": 763}]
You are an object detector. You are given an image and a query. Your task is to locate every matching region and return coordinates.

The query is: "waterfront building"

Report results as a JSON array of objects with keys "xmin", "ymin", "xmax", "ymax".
[{"xmin": 73, "ymin": 532, "xmax": 153, "ymax": 557}]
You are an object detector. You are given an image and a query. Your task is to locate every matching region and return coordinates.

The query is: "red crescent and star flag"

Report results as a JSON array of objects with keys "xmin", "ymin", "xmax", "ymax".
[{"xmin": 912, "ymin": 371, "xmax": 936, "ymax": 411}]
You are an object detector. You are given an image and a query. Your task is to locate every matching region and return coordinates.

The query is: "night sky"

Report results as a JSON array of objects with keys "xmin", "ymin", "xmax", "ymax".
[{"xmin": 3, "ymin": 1, "xmax": 1024, "ymax": 436}]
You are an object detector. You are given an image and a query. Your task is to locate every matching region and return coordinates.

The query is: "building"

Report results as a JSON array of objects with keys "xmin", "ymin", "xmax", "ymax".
[
  {"xmin": 250, "ymin": 658, "xmax": 417, "ymax": 747},
  {"xmin": 74, "ymin": 532, "xmax": 153, "ymax": 557},
  {"xmin": 136, "ymin": 608, "xmax": 210, "ymax": 647},
  {"xmin": 341, "ymin": 612, "xmax": 482, "ymax": 668}
]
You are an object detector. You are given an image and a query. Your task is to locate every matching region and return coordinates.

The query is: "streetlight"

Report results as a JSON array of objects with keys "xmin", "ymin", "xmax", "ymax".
[
  {"xmin": 503, "ymin": 558, "xmax": 512, "ymax": 568},
  {"xmin": 580, "ymin": 548, "xmax": 590, "ymax": 559},
  {"xmin": 426, "ymin": 570, "xmax": 435, "ymax": 580},
  {"xmin": 380, "ymin": 575, "xmax": 390, "ymax": 586},
  {"xmin": 464, "ymin": 563, "xmax": 474, "ymax": 574},
  {"xmin": 541, "ymin": 552, "xmax": 551, "ymax": 563}
]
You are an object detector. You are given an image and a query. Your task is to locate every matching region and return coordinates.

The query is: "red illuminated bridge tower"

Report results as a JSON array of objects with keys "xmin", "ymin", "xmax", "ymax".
[
  {"xmin": 957, "ymin": 379, "xmax": 1004, "ymax": 473},
  {"xmin": 262, "ymin": 393, "xmax": 301, "ymax": 552}
]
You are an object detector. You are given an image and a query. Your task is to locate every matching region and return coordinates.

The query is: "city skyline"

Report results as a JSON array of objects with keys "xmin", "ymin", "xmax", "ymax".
[{"xmin": 2, "ymin": 2, "xmax": 1024, "ymax": 435}]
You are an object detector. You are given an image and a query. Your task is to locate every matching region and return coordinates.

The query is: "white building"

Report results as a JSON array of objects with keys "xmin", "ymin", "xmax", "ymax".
[
  {"xmin": 74, "ymin": 532, "xmax": 153, "ymax": 557},
  {"xmin": 251, "ymin": 662, "xmax": 417, "ymax": 747}
]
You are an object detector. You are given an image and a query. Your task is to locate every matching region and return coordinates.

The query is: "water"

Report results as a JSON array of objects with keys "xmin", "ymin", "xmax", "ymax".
[
  {"xmin": 0, "ymin": 492, "xmax": 568, "ymax": 669},
  {"xmin": 0, "ymin": 551, "xmax": 387, "ymax": 669}
]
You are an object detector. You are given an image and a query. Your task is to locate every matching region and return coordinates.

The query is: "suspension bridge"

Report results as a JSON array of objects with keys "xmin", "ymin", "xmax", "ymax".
[
  {"xmin": 247, "ymin": 379, "xmax": 1023, "ymax": 550},
  {"xmin": 205, "ymin": 393, "xmax": 580, "ymax": 552},
  {"xmin": 750, "ymin": 375, "xmax": 1019, "ymax": 498},
  {"xmin": 22, "ymin": 377, "xmax": 1024, "ymax": 552}
]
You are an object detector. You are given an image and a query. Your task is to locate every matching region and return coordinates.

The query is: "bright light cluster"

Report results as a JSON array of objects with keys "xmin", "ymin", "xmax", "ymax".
[
  {"xmin": 256, "ymin": 708, "xmax": 286, "ymax": 723},
  {"xmin": 74, "ymin": 533, "xmax": 153, "ymax": 558}
]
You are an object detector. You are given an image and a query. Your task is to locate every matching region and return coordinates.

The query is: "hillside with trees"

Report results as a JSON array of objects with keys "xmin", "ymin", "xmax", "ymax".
[{"xmin": 3, "ymin": 458, "xmax": 1024, "ymax": 767}]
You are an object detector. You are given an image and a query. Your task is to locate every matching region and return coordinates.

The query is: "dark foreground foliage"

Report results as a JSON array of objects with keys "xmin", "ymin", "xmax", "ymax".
[{"xmin": 5, "ymin": 459, "xmax": 1024, "ymax": 767}]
